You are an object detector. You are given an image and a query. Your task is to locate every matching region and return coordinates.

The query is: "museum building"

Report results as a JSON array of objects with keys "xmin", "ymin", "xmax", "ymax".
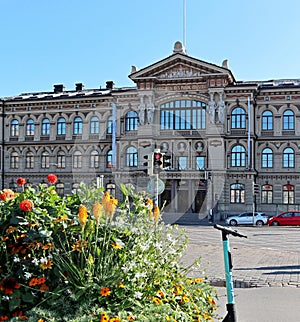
[{"xmin": 1, "ymin": 41, "xmax": 300, "ymax": 218}]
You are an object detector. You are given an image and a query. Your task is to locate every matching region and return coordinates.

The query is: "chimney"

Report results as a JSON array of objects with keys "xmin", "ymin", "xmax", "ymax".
[
  {"xmin": 106, "ymin": 81, "xmax": 115, "ymax": 90},
  {"xmin": 75, "ymin": 83, "xmax": 84, "ymax": 91},
  {"xmin": 53, "ymin": 84, "xmax": 65, "ymax": 93}
]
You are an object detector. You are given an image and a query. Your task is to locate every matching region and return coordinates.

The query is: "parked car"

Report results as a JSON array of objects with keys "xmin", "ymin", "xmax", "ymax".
[
  {"xmin": 226, "ymin": 212, "xmax": 268, "ymax": 226},
  {"xmin": 267, "ymin": 210, "xmax": 300, "ymax": 226}
]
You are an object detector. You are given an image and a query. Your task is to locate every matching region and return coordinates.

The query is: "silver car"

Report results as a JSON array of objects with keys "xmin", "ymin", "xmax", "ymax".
[{"xmin": 226, "ymin": 212, "xmax": 268, "ymax": 226}]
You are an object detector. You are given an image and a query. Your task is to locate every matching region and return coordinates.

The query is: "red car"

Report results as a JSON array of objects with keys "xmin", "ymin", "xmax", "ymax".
[{"xmin": 267, "ymin": 210, "xmax": 300, "ymax": 226}]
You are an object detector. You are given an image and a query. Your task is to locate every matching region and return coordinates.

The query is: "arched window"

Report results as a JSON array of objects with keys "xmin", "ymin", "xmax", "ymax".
[
  {"xmin": 73, "ymin": 151, "xmax": 82, "ymax": 168},
  {"xmin": 107, "ymin": 116, "xmax": 113, "ymax": 134},
  {"xmin": 25, "ymin": 152, "xmax": 34, "ymax": 169},
  {"xmin": 10, "ymin": 151, "xmax": 19, "ymax": 169},
  {"xmin": 11, "ymin": 119, "xmax": 19, "ymax": 137},
  {"xmin": 57, "ymin": 151, "xmax": 66, "ymax": 168},
  {"xmin": 231, "ymin": 107, "xmax": 246, "ymax": 129},
  {"xmin": 57, "ymin": 117, "xmax": 66, "ymax": 135},
  {"xmin": 230, "ymin": 183, "xmax": 245, "ymax": 203},
  {"xmin": 283, "ymin": 147, "xmax": 294, "ymax": 168},
  {"xmin": 73, "ymin": 116, "xmax": 83, "ymax": 135},
  {"xmin": 261, "ymin": 148, "xmax": 273, "ymax": 168},
  {"xmin": 126, "ymin": 147, "xmax": 138, "ymax": 167},
  {"xmin": 283, "ymin": 184, "xmax": 294, "ymax": 204},
  {"xmin": 26, "ymin": 119, "xmax": 34, "ymax": 136},
  {"xmin": 283, "ymin": 110, "xmax": 294, "ymax": 130},
  {"xmin": 41, "ymin": 118, "xmax": 50, "ymax": 136},
  {"xmin": 262, "ymin": 111, "xmax": 273, "ymax": 130},
  {"xmin": 160, "ymin": 100, "xmax": 206, "ymax": 130},
  {"xmin": 41, "ymin": 151, "xmax": 50, "ymax": 168},
  {"xmin": 90, "ymin": 116, "xmax": 100, "ymax": 134},
  {"xmin": 125, "ymin": 111, "xmax": 138, "ymax": 131},
  {"xmin": 231, "ymin": 145, "xmax": 246, "ymax": 167},
  {"xmin": 90, "ymin": 150, "xmax": 100, "ymax": 168},
  {"xmin": 56, "ymin": 181, "xmax": 64, "ymax": 197},
  {"xmin": 107, "ymin": 150, "xmax": 113, "ymax": 168},
  {"xmin": 262, "ymin": 184, "xmax": 273, "ymax": 204}
]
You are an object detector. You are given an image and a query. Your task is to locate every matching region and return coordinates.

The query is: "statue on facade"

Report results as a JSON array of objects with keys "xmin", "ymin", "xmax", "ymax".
[
  {"xmin": 139, "ymin": 96, "xmax": 146, "ymax": 125},
  {"xmin": 208, "ymin": 93, "xmax": 216, "ymax": 124},
  {"xmin": 217, "ymin": 95, "xmax": 226, "ymax": 124},
  {"xmin": 146, "ymin": 96, "xmax": 155, "ymax": 124}
]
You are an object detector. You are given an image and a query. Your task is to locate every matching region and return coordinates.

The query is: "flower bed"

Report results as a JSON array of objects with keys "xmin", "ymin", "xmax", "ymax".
[{"xmin": 0, "ymin": 177, "xmax": 217, "ymax": 321}]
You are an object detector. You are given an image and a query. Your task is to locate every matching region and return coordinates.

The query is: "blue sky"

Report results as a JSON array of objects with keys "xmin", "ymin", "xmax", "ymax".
[{"xmin": 1, "ymin": 0, "xmax": 300, "ymax": 97}]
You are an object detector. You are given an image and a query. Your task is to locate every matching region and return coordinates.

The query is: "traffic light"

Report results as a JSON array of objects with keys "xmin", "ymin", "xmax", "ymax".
[
  {"xmin": 162, "ymin": 153, "xmax": 171, "ymax": 170},
  {"xmin": 143, "ymin": 154, "xmax": 153, "ymax": 176},
  {"xmin": 253, "ymin": 183, "xmax": 260, "ymax": 195},
  {"xmin": 153, "ymin": 151, "xmax": 163, "ymax": 173}
]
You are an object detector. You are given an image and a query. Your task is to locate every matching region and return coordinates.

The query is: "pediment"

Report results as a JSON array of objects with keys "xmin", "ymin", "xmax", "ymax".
[{"xmin": 129, "ymin": 53, "xmax": 235, "ymax": 83}]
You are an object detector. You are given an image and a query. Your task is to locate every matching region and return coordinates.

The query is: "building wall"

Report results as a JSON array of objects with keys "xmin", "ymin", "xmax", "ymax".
[{"xmin": 1, "ymin": 44, "xmax": 300, "ymax": 218}]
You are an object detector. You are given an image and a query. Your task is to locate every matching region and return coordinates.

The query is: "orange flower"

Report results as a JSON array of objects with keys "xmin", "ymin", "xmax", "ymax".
[
  {"xmin": 100, "ymin": 287, "xmax": 111, "ymax": 297},
  {"xmin": 78, "ymin": 205, "xmax": 88, "ymax": 229},
  {"xmin": 19, "ymin": 199, "xmax": 34, "ymax": 212},
  {"xmin": 92, "ymin": 201, "xmax": 103, "ymax": 223},
  {"xmin": 110, "ymin": 318, "xmax": 120, "ymax": 322},
  {"xmin": 102, "ymin": 193, "xmax": 118, "ymax": 217},
  {"xmin": 39, "ymin": 283, "xmax": 49, "ymax": 292},
  {"xmin": 0, "ymin": 189, "xmax": 15, "ymax": 201},
  {"xmin": 16, "ymin": 177, "xmax": 26, "ymax": 186},
  {"xmin": 0, "ymin": 278, "xmax": 20, "ymax": 295},
  {"xmin": 40, "ymin": 259, "xmax": 53, "ymax": 270},
  {"xmin": 153, "ymin": 205, "xmax": 160, "ymax": 223},
  {"xmin": 100, "ymin": 312, "xmax": 110, "ymax": 322},
  {"xmin": 46, "ymin": 173, "xmax": 58, "ymax": 185},
  {"xmin": 102, "ymin": 191, "xmax": 111, "ymax": 209},
  {"xmin": 145, "ymin": 199, "xmax": 154, "ymax": 218}
]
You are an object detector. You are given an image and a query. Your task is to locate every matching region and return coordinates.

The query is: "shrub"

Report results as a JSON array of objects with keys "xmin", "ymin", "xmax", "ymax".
[{"xmin": 0, "ymin": 178, "xmax": 217, "ymax": 321}]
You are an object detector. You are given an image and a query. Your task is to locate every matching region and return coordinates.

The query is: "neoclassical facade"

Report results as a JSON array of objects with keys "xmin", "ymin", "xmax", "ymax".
[{"xmin": 1, "ymin": 41, "xmax": 300, "ymax": 218}]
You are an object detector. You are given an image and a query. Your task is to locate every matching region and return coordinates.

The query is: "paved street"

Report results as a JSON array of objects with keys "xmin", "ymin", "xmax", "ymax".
[
  {"xmin": 164, "ymin": 214, "xmax": 300, "ymax": 321},
  {"xmin": 180, "ymin": 222, "xmax": 300, "ymax": 287}
]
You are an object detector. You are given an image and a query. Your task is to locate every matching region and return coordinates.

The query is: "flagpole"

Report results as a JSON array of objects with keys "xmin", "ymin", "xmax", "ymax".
[
  {"xmin": 247, "ymin": 97, "xmax": 251, "ymax": 169},
  {"xmin": 183, "ymin": 0, "xmax": 186, "ymax": 49}
]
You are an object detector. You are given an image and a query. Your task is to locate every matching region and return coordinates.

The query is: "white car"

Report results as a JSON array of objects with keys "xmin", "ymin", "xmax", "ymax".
[{"xmin": 226, "ymin": 212, "xmax": 268, "ymax": 226}]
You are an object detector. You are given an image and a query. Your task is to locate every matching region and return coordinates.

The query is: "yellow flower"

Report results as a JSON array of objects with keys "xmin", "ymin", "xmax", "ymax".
[
  {"xmin": 111, "ymin": 242, "xmax": 122, "ymax": 249},
  {"xmin": 193, "ymin": 277, "xmax": 203, "ymax": 283},
  {"xmin": 78, "ymin": 204, "xmax": 88, "ymax": 229},
  {"xmin": 116, "ymin": 282, "xmax": 125, "ymax": 288},
  {"xmin": 152, "ymin": 297, "xmax": 162, "ymax": 305},
  {"xmin": 92, "ymin": 201, "xmax": 103, "ymax": 223},
  {"xmin": 110, "ymin": 318, "xmax": 120, "ymax": 322}
]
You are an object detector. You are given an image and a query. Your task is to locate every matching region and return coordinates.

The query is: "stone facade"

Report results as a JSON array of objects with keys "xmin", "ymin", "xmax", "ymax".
[{"xmin": 1, "ymin": 41, "xmax": 300, "ymax": 218}]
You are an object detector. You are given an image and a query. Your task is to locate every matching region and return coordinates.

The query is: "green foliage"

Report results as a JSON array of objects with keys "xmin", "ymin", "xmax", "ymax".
[{"xmin": 0, "ymin": 179, "xmax": 217, "ymax": 321}]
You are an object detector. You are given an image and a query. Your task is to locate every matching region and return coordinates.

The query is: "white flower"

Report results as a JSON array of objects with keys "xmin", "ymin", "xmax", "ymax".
[
  {"xmin": 24, "ymin": 272, "xmax": 32, "ymax": 279},
  {"xmin": 134, "ymin": 291, "xmax": 143, "ymax": 299},
  {"xmin": 32, "ymin": 258, "xmax": 39, "ymax": 266},
  {"xmin": 13, "ymin": 257, "xmax": 20, "ymax": 263},
  {"xmin": 40, "ymin": 257, "xmax": 48, "ymax": 264},
  {"xmin": 2, "ymin": 296, "xmax": 10, "ymax": 301}
]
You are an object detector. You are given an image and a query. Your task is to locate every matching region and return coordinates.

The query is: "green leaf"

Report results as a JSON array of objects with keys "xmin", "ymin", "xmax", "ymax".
[
  {"xmin": 22, "ymin": 292, "xmax": 35, "ymax": 303},
  {"xmin": 9, "ymin": 297, "xmax": 21, "ymax": 311}
]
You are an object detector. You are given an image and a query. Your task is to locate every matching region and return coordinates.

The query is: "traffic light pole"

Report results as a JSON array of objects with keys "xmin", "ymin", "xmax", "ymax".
[{"xmin": 154, "ymin": 173, "xmax": 159, "ymax": 206}]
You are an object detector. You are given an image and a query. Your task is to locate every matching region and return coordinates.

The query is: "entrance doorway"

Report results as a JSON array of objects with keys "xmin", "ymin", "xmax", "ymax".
[{"xmin": 194, "ymin": 190, "xmax": 206, "ymax": 213}]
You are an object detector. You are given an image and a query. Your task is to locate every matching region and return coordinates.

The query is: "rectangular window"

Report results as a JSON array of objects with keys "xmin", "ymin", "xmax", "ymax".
[
  {"xmin": 178, "ymin": 156, "xmax": 187, "ymax": 170},
  {"xmin": 196, "ymin": 156, "xmax": 205, "ymax": 170}
]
